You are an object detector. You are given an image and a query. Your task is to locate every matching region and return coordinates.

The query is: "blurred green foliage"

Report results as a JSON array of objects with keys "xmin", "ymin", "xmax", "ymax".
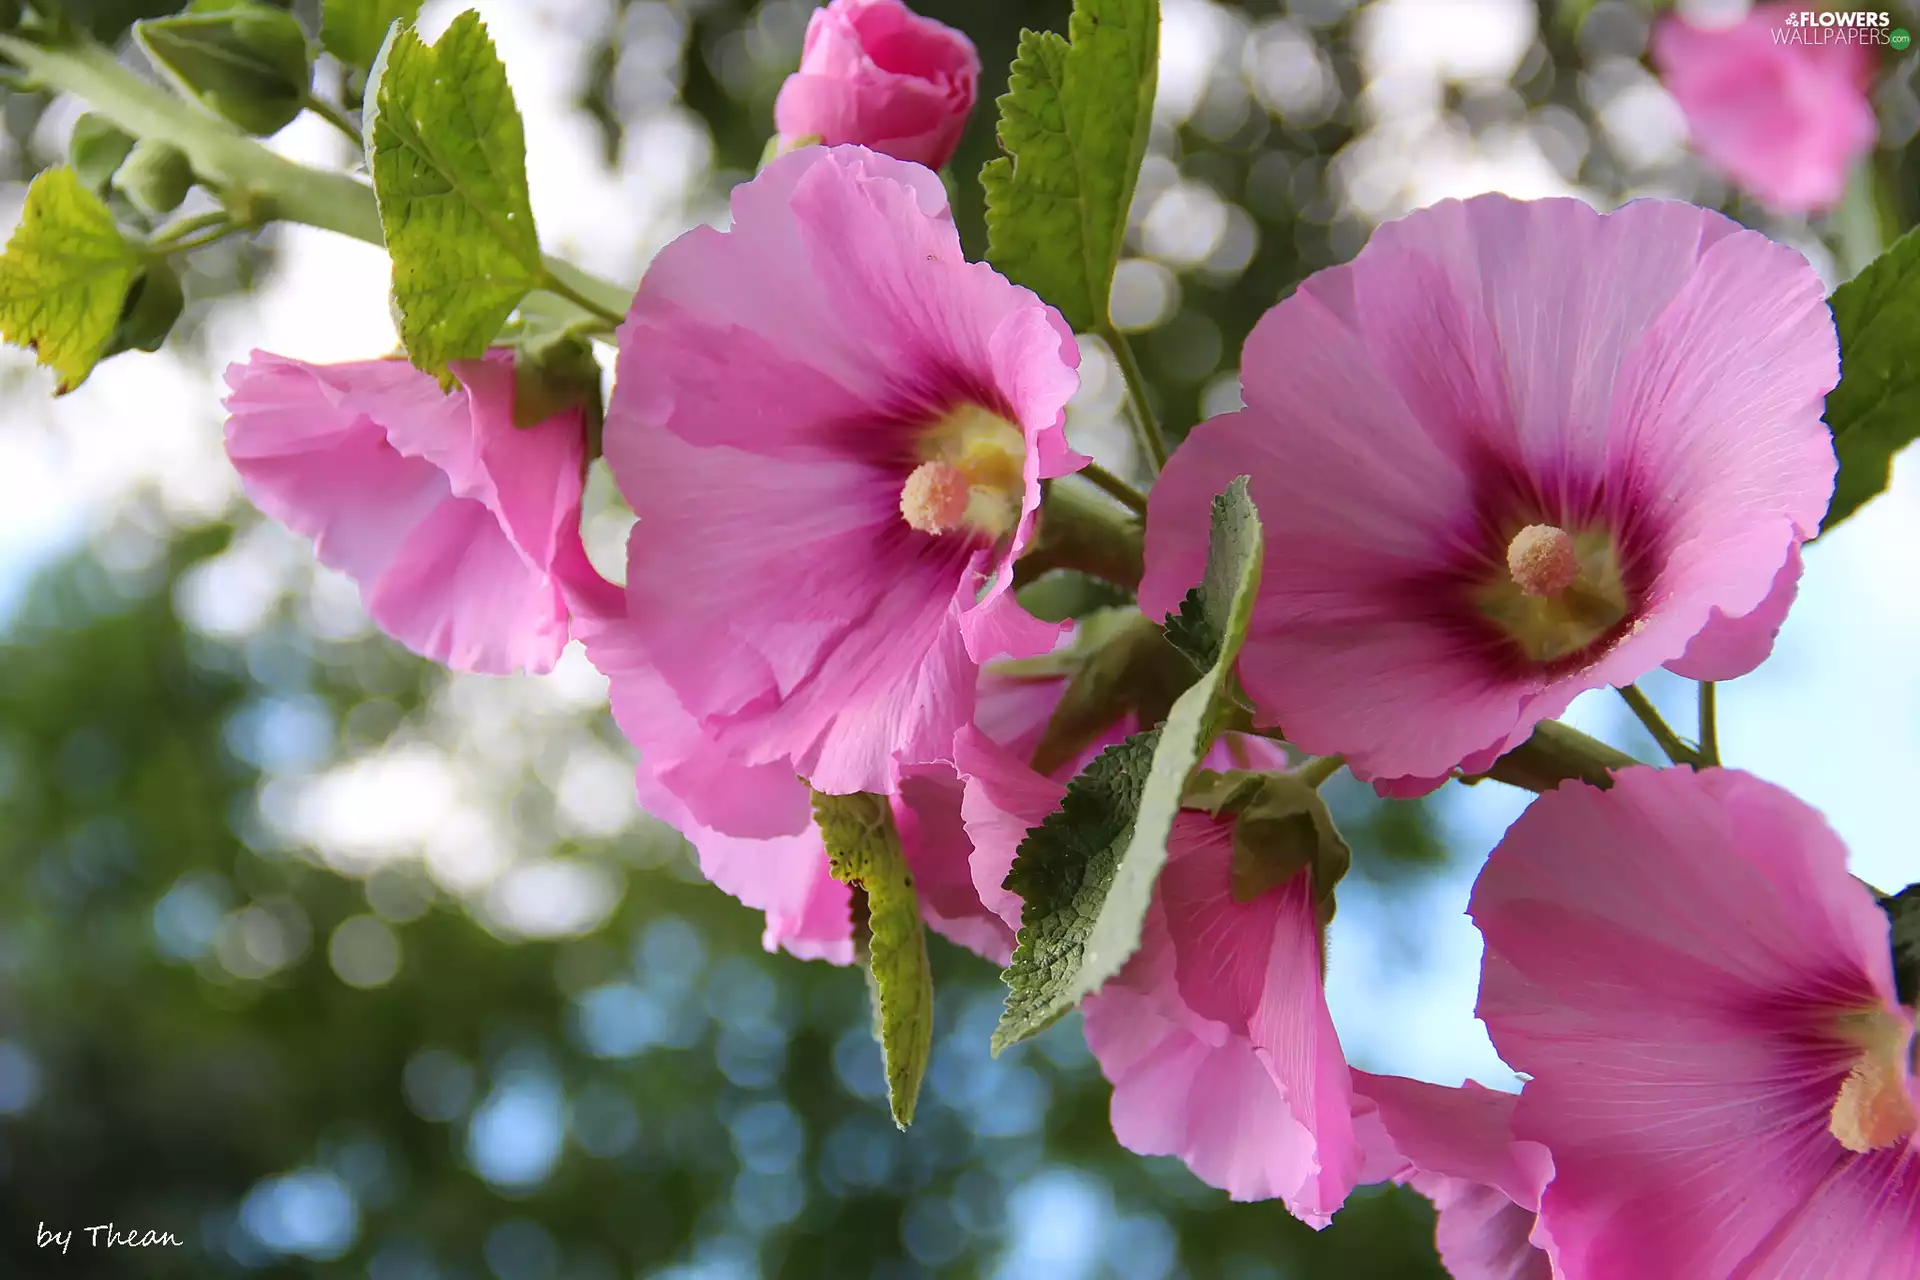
[{"xmin": 0, "ymin": 521, "xmax": 1447, "ymax": 1275}]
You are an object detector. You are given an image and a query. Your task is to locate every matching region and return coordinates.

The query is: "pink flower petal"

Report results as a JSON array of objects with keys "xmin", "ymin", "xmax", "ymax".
[
  {"xmin": 1143, "ymin": 195, "xmax": 1836, "ymax": 785},
  {"xmin": 895, "ymin": 766, "xmax": 1017, "ymax": 963},
  {"xmin": 223, "ymin": 350, "xmax": 590, "ymax": 676},
  {"xmin": 1472, "ymin": 766, "xmax": 1909, "ymax": 1278},
  {"xmin": 606, "ymin": 145, "xmax": 1078, "ymax": 797}
]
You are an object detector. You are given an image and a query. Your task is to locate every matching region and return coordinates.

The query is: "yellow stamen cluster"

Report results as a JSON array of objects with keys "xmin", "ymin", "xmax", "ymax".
[{"xmin": 898, "ymin": 403, "xmax": 1026, "ymax": 540}]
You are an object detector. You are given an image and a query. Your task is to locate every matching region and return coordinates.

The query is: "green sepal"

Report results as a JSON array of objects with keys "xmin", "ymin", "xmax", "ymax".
[
  {"xmin": 68, "ymin": 113, "xmax": 136, "ymax": 193},
  {"xmin": 1182, "ymin": 770, "xmax": 1350, "ymax": 922},
  {"xmin": 134, "ymin": 0, "xmax": 315, "ymax": 137},
  {"xmin": 103, "ymin": 257, "xmax": 185, "ymax": 356},
  {"xmin": 511, "ymin": 331, "xmax": 601, "ymax": 436}
]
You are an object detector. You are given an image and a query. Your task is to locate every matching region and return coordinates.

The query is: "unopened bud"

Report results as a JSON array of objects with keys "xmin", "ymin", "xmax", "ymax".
[
  {"xmin": 112, "ymin": 140, "xmax": 195, "ymax": 218},
  {"xmin": 134, "ymin": 2, "xmax": 314, "ymax": 137}
]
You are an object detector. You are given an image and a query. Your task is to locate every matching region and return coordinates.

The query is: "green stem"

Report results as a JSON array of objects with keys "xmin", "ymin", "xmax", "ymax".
[
  {"xmin": 0, "ymin": 33, "xmax": 635, "ymax": 323},
  {"xmin": 1100, "ymin": 324, "xmax": 1169, "ymax": 475},
  {"xmin": 1011, "ymin": 479, "xmax": 1144, "ymax": 592},
  {"xmin": 1480, "ymin": 719, "xmax": 1640, "ymax": 793},
  {"xmin": 1617, "ymin": 684, "xmax": 1701, "ymax": 767},
  {"xmin": 146, "ymin": 209, "xmax": 231, "ymax": 252},
  {"xmin": 1075, "ymin": 460, "xmax": 1148, "ymax": 515},
  {"xmin": 302, "ymin": 93, "xmax": 363, "ymax": 147},
  {"xmin": 1697, "ymin": 680, "xmax": 1719, "ymax": 767},
  {"xmin": 158, "ymin": 222, "xmax": 246, "ymax": 255},
  {"xmin": 538, "ymin": 269, "xmax": 627, "ymax": 331},
  {"xmin": 1296, "ymin": 754, "xmax": 1345, "ymax": 789}
]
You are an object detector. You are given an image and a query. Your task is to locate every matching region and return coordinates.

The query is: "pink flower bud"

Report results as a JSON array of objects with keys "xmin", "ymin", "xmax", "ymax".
[{"xmin": 774, "ymin": 0, "xmax": 980, "ymax": 170}]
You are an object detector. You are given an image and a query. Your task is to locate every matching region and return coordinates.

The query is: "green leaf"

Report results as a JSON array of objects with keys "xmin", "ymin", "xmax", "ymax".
[
  {"xmin": 320, "ymin": 0, "xmax": 421, "ymax": 71},
  {"xmin": 365, "ymin": 10, "xmax": 543, "ymax": 387},
  {"xmin": 811, "ymin": 791, "xmax": 934, "ymax": 1129},
  {"xmin": 980, "ymin": 0, "xmax": 1158, "ymax": 332},
  {"xmin": 994, "ymin": 478, "xmax": 1263, "ymax": 1052},
  {"xmin": 0, "ymin": 166, "xmax": 144, "ymax": 393},
  {"xmin": 134, "ymin": 1, "xmax": 313, "ymax": 137},
  {"xmin": 1823, "ymin": 225, "xmax": 1920, "ymax": 531},
  {"xmin": 1182, "ymin": 770, "xmax": 1349, "ymax": 918}
]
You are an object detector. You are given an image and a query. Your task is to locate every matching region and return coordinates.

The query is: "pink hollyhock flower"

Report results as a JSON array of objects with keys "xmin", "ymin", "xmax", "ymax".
[
  {"xmin": 1473, "ymin": 766, "xmax": 1920, "ymax": 1279},
  {"xmin": 603, "ymin": 144, "xmax": 1082, "ymax": 815},
  {"xmin": 1353, "ymin": 1072, "xmax": 1556, "ymax": 1280},
  {"xmin": 223, "ymin": 350, "xmax": 596, "ymax": 675},
  {"xmin": 774, "ymin": 0, "xmax": 980, "ymax": 170},
  {"xmin": 955, "ymin": 731, "xmax": 1353, "ymax": 1217},
  {"xmin": 1140, "ymin": 195, "xmax": 1837, "ymax": 791},
  {"xmin": 1651, "ymin": 4, "xmax": 1877, "ymax": 215},
  {"xmin": 573, "ymin": 582, "xmax": 1014, "ymax": 965}
]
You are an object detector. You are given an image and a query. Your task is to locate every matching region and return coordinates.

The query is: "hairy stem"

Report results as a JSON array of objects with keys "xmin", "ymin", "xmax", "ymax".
[
  {"xmin": 1076, "ymin": 460, "xmax": 1148, "ymax": 515},
  {"xmin": 0, "ymin": 33, "xmax": 634, "ymax": 322},
  {"xmin": 1099, "ymin": 324, "xmax": 1169, "ymax": 475},
  {"xmin": 302, "ymin": 93, "xmax": 362, "ymax": 147},
  {"xmin": 1012, "ymin": 480, "xmax": 1144, "ymax": 592},
  {"xmin": 1295, "ymin": 754, "xmax": 1345, "ymax": 789},
  {"xmin": 1618, "ymin": 683, "xmax": 1701, "ymax": 767}
]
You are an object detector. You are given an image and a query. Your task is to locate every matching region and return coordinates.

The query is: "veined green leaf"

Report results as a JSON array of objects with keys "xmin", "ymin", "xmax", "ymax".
[
  {"xmin": 0, "ymin": 166, "xmax": 143, "ymax": 394},
  {"xmin": 1823, "ymin": 225, "xmax": 1920, "ymax": 531},
  {"xmin": 980, "ymin": 0, "xmax": 1158, "ymax": 332},
  {"xmin": 365, "ymin": 10, "xmax": 541, "ymax": 386}
]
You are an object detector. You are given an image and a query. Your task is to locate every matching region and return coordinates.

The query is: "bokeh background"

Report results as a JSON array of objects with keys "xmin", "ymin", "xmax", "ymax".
[{"xmin": 3, "ymin": 0, "xmax": 1918, "ymax": 1275}]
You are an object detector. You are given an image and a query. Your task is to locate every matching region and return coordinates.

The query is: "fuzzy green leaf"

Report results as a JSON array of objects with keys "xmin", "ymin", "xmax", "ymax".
[
  {"xmin": 1824, "ymin": 225, "xmax": 1920, "ymax": 530},
  {"xmin": 321, "ymin": 0, "xmax": 422, "ymax": 71},
  {"xmin": 0, "ymin": 166, "xmax": 143, "ymax": 394},
  {"xmin": 994, "ymin": 478, "xmax": 1263, "ymax": 1051},
  {"xmin": 811, "ymin": 791, "xmax": 934, "ymax": 1129},
  {"xmin": 365, "ymin": 10, "xmax": 541, "ymax": 386},
  {"xmin": 981, "ymin": 0, "xmax": 1158, "ymax": 331}
]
